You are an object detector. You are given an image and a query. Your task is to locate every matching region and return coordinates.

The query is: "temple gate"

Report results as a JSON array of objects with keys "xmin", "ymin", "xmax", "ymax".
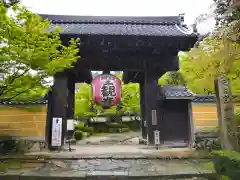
[{"xmin": 41, "ymin": 14, "xmax": 198, "ymax": 150}]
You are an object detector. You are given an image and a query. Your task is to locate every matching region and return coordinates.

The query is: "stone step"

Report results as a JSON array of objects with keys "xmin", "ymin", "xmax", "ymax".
[{"xmin": 1, "ymin": 173, "xmax": 217, "ymax": 180}]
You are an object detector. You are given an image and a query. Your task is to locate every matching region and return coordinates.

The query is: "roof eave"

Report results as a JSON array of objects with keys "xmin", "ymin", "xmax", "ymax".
[{"xmin": 165, "ymin": 96, "xmax": 194, "ymax": 100}]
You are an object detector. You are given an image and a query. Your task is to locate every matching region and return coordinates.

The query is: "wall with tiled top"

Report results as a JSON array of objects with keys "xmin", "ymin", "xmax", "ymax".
[
  {"xmin": 0, "ymin": 105, "xmax": 47, "ymax": 137},
  {"xmin": 0, "ymin": 103, "xmax": 238, "ymax": 137}
]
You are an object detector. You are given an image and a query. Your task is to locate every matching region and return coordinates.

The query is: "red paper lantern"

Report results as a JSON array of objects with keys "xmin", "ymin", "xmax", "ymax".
[{"xmin": 91, "ymin": 74, "xmax": 122, "ymax": 108}]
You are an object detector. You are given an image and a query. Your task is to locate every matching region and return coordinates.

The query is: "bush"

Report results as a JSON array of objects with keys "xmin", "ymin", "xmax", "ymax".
[
  {"xmin": 75, "ymin": 124, "xmax": 93, "ymax": 134},
  {"xmin": 74, "ymin": 131, "xmax": 84, "ymax": 141},
  {"xmin": 95, "ymin": 128, "xmax": 108, "ymax": 133},
  {"xmin": 211, "ymin": 150, "xmax": 240, "ymax": 180},
  {"xmin": 235, "ymin": 113, "xmax": 240, "ymax": 126},
  {"xmin": 121, "ymin": 128, "xmax": 130, "ymax": 132},
  {"xmin": 106, "ymin": 123, "xmax": 128, "ymax": 129},
  {"xmin": 123, "ymin": 120, "xmax": 140, "ymax": 131}
]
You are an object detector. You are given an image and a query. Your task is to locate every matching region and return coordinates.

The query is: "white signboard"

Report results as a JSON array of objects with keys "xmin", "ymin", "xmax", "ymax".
[
  {"xmin": 146, "ymin": 134, "xmax": 149, "ymax": 145},
  {"xmin": 144, "ymin": 121, "xmax": 147, "ymax": 127},
  {"xmin": 151, "ymin": 110, "xmax": 157, "ymax": 125},
  {"xmin": 51, "ymin": 117, "xmax": 62, "ymax": 147},
  {"xmin": 154, "ymin": 130, "xmax": 160, "ymax": 145},
  {"xmin": 67, "ymin": 119, "xmax": 75, "ymax": 131}
]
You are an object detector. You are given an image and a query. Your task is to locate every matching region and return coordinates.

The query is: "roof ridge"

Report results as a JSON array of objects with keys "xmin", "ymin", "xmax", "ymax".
[{"xmin": 39, "ymin": 14, "xmax": 182, "ymax": 25}]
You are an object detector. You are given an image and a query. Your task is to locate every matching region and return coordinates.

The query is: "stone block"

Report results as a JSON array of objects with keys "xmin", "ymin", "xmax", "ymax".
[
  {"xmin": 20, "ymin": 175, "xmax": 85, "ymax": 180},
  {"xmin": 0, "ymin": 174, "xmax": 20, "ymax": 180}
]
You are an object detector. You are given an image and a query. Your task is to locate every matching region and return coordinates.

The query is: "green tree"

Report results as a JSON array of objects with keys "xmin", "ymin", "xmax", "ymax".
[
  {"xmin": 74, "ymin": 81, "xmax": 141, "ymax": 119},
  {"xmin": 179, "ymin": 33, "xmax": 240, "ymax": 94},
  {"xmin": 0, "ymin": 4, "xmax": 79, "ymax": 101},
  {"xmin": 214, "ymin": 0, "xmax": 240, "ymax": 25},
  {"xmin": 158, "ymin": 71, "xmax": 186, "ymax": 86},
  {"xmin": 75, "ymin": 83, "xmax": 93, "ymax": 117},
  {"xmin": 1, "ymin": 0, "xmax": 20, "ymax": 8},
  {"xmin": 121, "ymin": 83, "xmax": 140, "ymax": 115}
]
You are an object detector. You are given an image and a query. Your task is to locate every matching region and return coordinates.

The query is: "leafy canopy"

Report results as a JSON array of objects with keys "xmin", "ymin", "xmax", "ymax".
[
  {"xmin": 179, "ymin": 27, "xmax": 240, "ymax": 94},
  {"xmin": 0, "ymin": 3, "xmax": 80, "ymax": 100}
]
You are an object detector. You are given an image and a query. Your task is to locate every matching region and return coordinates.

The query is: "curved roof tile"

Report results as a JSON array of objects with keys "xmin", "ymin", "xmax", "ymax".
[{"xmin": 39, "ymin": 14, "xmax": 197, "ymax": 37}]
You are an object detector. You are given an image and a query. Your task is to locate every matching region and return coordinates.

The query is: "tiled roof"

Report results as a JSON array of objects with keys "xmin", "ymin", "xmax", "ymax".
[
  {"xmin": 0, "ymin": 99, "xmax": 47, "ymax": 105},
  {"xmin": 39, "ymin": 14, "xmax": 196, "ymax": 37},
  {"xmin": 193, "ymin": 94, "xmax": 240, "ymax": 103},
  {"xmin": 161, "ymin": 85, "xmax": 195, "ymax": 99},
  {"xmin": 1, "ymin": 87, "xmax": 240, "ymax": 105}
]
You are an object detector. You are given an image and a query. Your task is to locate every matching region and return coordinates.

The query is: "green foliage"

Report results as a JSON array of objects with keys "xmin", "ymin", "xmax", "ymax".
[
  {"xmin": 0, "ymin": 3, "xmax": 79, "ymax": 100},
  {"xmin": 74, "ymin": 131, "xmax": 84, "ymax": 141},
  {"xmin": 74, "ymin": 82, "xmax": 140, "ymax": 118},
  {"xmin": 214, "ymin": 0, "xmax": 240, "ymax": 25},
  {"xmin": 1, "ymin": 0, "xmax": 20, "ymax": 8},
  {"xmin": 235, "ymin": 112, "xmax": 240, "ymax": 126},
  {"xmin": 179, "ymin": 32, "xmax": 240, "ymax": 94},
  {"xmin": 75, "ymin": 123, "xmax": 93, "ymax": 134},
  {"xmin": 106, "ymin": 123, "xmax": 129, "ymax": 133},
  {"xmin": 121, "ymin": 83, "xmax": 140, "ymax": 114},
  {"xmin": 122, "ymin": 120, "xmax": 140, "ymax": 132},
  {"xmin": 75, "ymin": 83, "xmax": 92, "ymax": 117},
  {"xmin": 158, "ymin": 71, "xmax": 186, "ymax": 86},
  {"xmin": 106, "ymin": 122, "xmax": 129, "ymax": 129},
  {"xmin": 211, "ymin": 150, "xmax": 240, "ymax": 180}
]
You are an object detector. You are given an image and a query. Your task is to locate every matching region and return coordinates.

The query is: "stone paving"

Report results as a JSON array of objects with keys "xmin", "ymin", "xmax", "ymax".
[
  {"xmin": 77, "ymin": 132, "xmax": 140, "ymax": 145},
  {"xmin": 19, "ymin": 159, "xmax": 214, "ymax": 178},
  {"xmin": 26, "ymin": 144, "xmax": 208, "ymax": 160},
  {"xmin": 0, "ymin": 133, "xmax": 216, "ymax": 179}
]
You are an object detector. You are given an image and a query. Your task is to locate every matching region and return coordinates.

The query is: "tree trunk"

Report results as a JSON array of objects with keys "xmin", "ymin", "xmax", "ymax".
[{"xmin": 214, "ymin": 76, "xmax": 239, "ymax": 150}]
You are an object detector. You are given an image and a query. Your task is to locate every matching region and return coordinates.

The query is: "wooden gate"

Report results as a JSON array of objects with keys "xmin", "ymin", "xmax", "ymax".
[{"xmin": 160, "ymin": 100, "xmax": 190, "ymax": 147}]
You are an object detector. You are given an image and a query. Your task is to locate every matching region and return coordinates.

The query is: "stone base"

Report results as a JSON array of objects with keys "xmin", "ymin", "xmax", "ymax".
[{"xmin": 0, "ymin": 173, "xmax": 216, "ymax": 180}]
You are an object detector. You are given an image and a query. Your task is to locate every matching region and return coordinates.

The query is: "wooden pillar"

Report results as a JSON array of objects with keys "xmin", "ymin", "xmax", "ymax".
[
  {"xmin": 157, "ymin": 86, "xmax": 165, "ymax": 145},
  {"xmin": 140, "ymin": 82, "xmax": 147, "ymax": 139},
  {"xmin": 144, "ymin": 70, "xmax": 159, "ymax": 145},
  {"xmin": 49, "ymin": 72, "xmax": 68, "ymax": 150},
  {"xmin": 45, "ymin": 90, "xmax": 53, "ymax": 148},
  {"xmin": 188, "ymin": 100, "xmax": 195, "ymax": 148},
  {"xmin": 66, "ymin": 77, "xmax": 75, "ymax": 119}
]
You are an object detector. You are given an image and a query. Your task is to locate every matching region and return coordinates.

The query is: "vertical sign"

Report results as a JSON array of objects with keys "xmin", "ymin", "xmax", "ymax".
[
  {"xmin": 144, "ymin": 121, "xmax": 147, "ymax": 127},
  {"xmin": 67, "ymin": 119, "xmax": 75, "ymax": 131},
  {"xmin": 51, "ymin": 117, "xmax": 62, "ymax": 147},
  {"xmin": 215, "ymin": 77, "xmax": 238, "ymax": 150},
  {"xmin": 154, "ymin": 130, "xmax": 160, "ymax": 145},
  {"xmin": 151, "ymin": 110, "xmax": 157, "ymax": 125},
  {"xmin": 146, "ymin": 134, "xmax": 149, "ymax": 146}
]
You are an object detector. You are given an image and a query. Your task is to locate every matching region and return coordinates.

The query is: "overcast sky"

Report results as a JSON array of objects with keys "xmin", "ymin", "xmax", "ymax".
[{"xmin": 21, "ymin": 0, "xmax": 215, "ymax": 33}]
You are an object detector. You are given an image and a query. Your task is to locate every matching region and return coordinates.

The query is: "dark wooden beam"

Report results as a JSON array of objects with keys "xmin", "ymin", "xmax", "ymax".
[
  {"xmin": 102, "ymin": 70, "xmax": 110, "ymax": 74},
  {"xmin": 45, "ymin": 90, "xmax": 53, "ymax": 149},
  {"xmin": 73, "ymin": 69, "xmax": 92, "ymax": 83},
  {"xmin": 61, "ymin": 34, "xmax": 197, "ymax": 53},
  {"xmin": 66, "ymin": 74, "xmax": 75, "ymax": 119},
  {"xmin": 74, "ymin": 55, "xmax": 179, "ymax": 71},
  {"xmin": 140, "ymin": 82, "xmax": 147, "ymax": 139},
  {"xmin": 122, "ymin": 56, "xmax": 178, "ymax": 83}
]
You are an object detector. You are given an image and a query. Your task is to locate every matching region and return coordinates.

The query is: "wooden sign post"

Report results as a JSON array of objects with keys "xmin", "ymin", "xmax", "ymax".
[{"xmin": 214, "ymin": 76, "xmax": 238, "ymax": 150}]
